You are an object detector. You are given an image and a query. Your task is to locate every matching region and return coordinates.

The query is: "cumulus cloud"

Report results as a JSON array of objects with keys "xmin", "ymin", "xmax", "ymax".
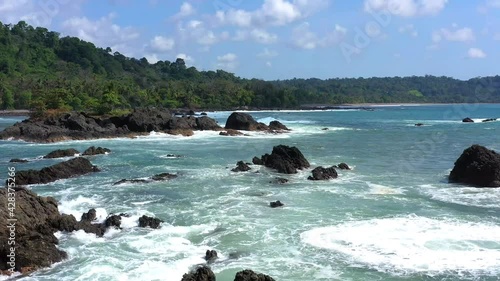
[
  {"xmin": 233, "ymin": 29, "xmax": 278, "ymax": 44},
  {"xmin": 61, "ymin": 13, "xmax": 140, "ymax": 56},
  {"xmin": 364, "ymin": 0, "xmax": 448, "ymax": 17},
  {"xmin": 171, "ymin": 2, "xmax": 195, "ymax": 20},
  {"xmin": 0, "ymin": 0, "xmax": 84, "ymax": 27},
  {"xmin": 292, "ymin": 22, "xmax": 347, "ymax": 49},
  {"xmin": 467, "ymin": 48, "xmax": 486, "ymax": 59},
  {"xmin": 399, "ymin": 24, "xmax": 418, "ymax": 37},
  {"xmin": 432, "ymin": 27, "xmax": 475, "ymax": 43},
  {"xmin": 217, "ymin": 53, "xmax": 238, "ymax": 70},
  {"xmin": 149, "ymin": 36, "xmax": 175, "ymax": 52},
  {"xmin": 257, "ymin": 48, "xmax": 279, "ymax": 58},
  {"xmin": 215, "ymin": 0, "xmax": 328, "ymax": 27},
  {"xmin": 177, "ymin": 20, "xmax": 226, "ymax": 47}
]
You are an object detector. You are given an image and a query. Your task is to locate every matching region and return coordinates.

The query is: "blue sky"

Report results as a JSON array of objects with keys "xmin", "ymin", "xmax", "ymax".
[{"xmin": 1, "ymin": 0, "xmax": 499, "ymax": 80}]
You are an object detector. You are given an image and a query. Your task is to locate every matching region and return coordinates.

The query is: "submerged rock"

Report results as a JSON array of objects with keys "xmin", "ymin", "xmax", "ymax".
[
  {"xmin": 415, "ymin": 123, "xmax": 424, "ymax": 127},
  {"xmin": 449, "ymin": 145, "xmax": 500, "ymax": 187},
  {"xmin": 9, "ymin": 158, "xmax": 29, "ymax": 163},
  {"xmin": 82, "ymin": 146, "xmax": 111, "ymax": 156},
  {"xmin": 14, "ymin": 157, "xmax": 99, "ymax": 185},
  {"xmin": 336, "ymin": 163, "xmax": 351, "ymax": 170},
  {"xmin": 270, "ymin": 201, "xmax": 284, "ymax": 208},
  {"xmin": 232, "ymin": 161, "xmax": 251, "ymax": 172},
  {"xmin": 255, "ymin": 145, "xmax": 310, "ymax": 174},
  {"xmin": 270, "ymin": 177, "xmax": 289, "ymax": 184},
  {"xmin": 462, "ymin": 117, "xmax": 474, "ymax": 123},
  {"xmin": 482, "ymin": 118, "xmax": 497, "ymax": 123},
  {"xmin": 113, "ymin": 173, "xmax": 177, "ymax": 185},
  {"xmin": 151, "ymin": 173, "xmax": 178, "ymax": 181},
  {"xmin": 308, "ymin": 166, "xmax": 338, "ymax": 181},
  {"xmin": 219, "ymin": 129, "xmax": 245, "ymax": 136},
  {"xmin": 204, "ymin": 250, "xmax": 218, "ymax": 263},
  {"xmin": 43, "ymin": 148, "xmax": 80, "ymax": 159},
  {"xmin": 234, "ymin": 270, "xmax": 276, "ymax": 281}
]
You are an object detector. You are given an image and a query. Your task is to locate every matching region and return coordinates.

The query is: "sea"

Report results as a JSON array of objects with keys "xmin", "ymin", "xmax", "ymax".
[{"xmin": 0, "ymin": 104, "xmax": 499, "ymax": 281}]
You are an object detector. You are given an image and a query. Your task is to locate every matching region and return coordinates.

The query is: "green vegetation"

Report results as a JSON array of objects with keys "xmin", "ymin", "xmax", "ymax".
[{"xmin": 0, "ymin": 21, "xmax": 499, "ymax": 114}]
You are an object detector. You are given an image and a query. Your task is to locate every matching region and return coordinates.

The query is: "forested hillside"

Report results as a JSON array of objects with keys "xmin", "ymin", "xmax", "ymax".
[{"xmin": 0, "ymin": 21, "xmax": 499, "ymax": 114}]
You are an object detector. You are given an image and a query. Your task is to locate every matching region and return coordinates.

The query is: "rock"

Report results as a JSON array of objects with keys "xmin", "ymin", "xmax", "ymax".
[
  {"xmin": 219, "ymin": 129, "xmax": 244, "ymax": 136},
  {"xmin": 252, "ymin": 156, "xmax": 264, "ymax": 165},
  {"xmin": 462, "ymin": 117, "xmax": 474, "ymax": 123},
  {"xmin": 138, "ymin": 215, "xmax": 164, "ymax": 229},
  {"xmin": 308, "ymin": 166, "xmax": 338, "ymax": 181},
  {"xmin": 181, "ymin": 266, "xmax": 216, "ymax": 281},
  {"xmin": 322, "ymin": 128, "xmax": 329, "ymax": 131},
  {"xmin": 268, "ymin": 120, "xmax": 289, "ymax": 131},
  {"xmin": 201, "ymin": 112, "xmax": 208, "ymax": 116},
  {"xmin": 232, "ymin": 161, "xmax": 251, "ymax": 172},
  {"xmin": 256, "ymin": 145, "xmax": 310, "ymax": 174},
  {"xmin": 124, "ymin": 108, "xmax": 172, "ymax": 132},
  {"xmin": 196, "ymin": 116, "xmax": 221, "ymax": 131},
  {"xmin": 113, "ymin": 179, "xmax": 149, "ymax": 185},
  {"xmin": 204, "ymin": 250, "xmax": 218, "ymax": 263},
  {"xmin": 225, "ymin": 112, "xmax": 268, "ymax": 131},
  {"xmin": 0, "ymin": 188, "xmax": 67, "ymax": 273},
  {"xmin": 167, "ymin": 129, "xmax": 194, "ymax": 136},
  {"xmin": 415, "ymin": 123, "xmax": 424, "ymax": 127},
  {"xmin": 82, "ymin": 146, "xmax": 111, "ymax": 156},
  {"xmin": 43, "ymin": 148, "xmax": 80, "ymax": 159},
  {"xmin": 9, "ymin": 158, "xmax": 28, "ymax": 163},
  {"xmin": 270, "ymin": 201, "xmax": 284, "ymax": 208},
  {"xmin": 449, "ymin": 145, "xmax": 500, "ymax": 187},
  {"xmin": 483, "ymin": 118, "xmax": 497, "ymax": 123},
  {"xmin": 51, "ymin": 214, "xmax": 78, "ymax": 232},
  {"xmin": 104, "ymin": 215, "xmax": 122, "ymax": 228},
  {"xmin": 337, "ymin": 163, "xmax": 351, "ymax": 170},
  {"xmin": 151, "ymin": 173, "xmax": 178, "ymax": 181},
  {"xmin": 81, "ymin": 209, "xmax": 97, "ymax": 222},
  {"xmin": 270, "ymin": 177, "xmax": 289, "ymax": 184},
  {"xmin": 188, "ymin": 110, "xmax": 196, "ymax": 116},
  {"xmin": 166, "ymin": 154, "xmax": 183, "ymax": 158},
  {"xmin": 234, "ymin": 270, "xmax": 276, "ymax": 281},
  {"xmin": 14, "ymin": 157, "xmax": 99, "ymax": 186}
]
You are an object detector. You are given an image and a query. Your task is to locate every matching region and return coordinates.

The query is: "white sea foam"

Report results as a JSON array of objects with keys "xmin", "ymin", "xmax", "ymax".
[
  {"xmin": 421, "ymin": 184, "xmax": 500, "ymax": 209},
  {"xmin": 367, "ymin": 183, "xmax": 404, "ymax": 195},
  {"xmin": 301, "ymin": 216, "xmax": 500, "ymax": 275},
  {"xmin": 58, "ymin": 196, "xmax": 99, "ymax": 219}
]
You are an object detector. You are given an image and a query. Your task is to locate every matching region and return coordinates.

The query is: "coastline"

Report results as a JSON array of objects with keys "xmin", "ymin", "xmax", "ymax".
[{"xmin": 0, "ymin": 110, "xmax": 30, "ymax": 117}]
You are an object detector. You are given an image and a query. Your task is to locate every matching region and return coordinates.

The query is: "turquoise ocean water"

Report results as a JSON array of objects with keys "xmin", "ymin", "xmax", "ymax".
[{"xmin": 1, "ymin": 104, "xmax": 500, "ymax": 281}]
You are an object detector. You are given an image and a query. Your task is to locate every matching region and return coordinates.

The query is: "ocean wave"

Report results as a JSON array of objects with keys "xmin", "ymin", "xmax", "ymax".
[{"xmin": 301, "ymin": 215, "xmax": 500, "ymax": 276}]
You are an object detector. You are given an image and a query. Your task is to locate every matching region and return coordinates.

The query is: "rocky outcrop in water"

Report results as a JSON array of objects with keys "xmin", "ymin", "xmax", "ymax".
[
  {"xmin": 462, "ymin": 117, "xmax": 474, "ymax": 123},
  {"xmin": 225, "ymin": 112, "xmax": 268, "ymax": 131},
  {"xmin": 82, "ymin": 146, "xmax": 111, "ymax": 156},
  {"xmin": 336, "ymin": 163, "xmax": 351, "ymax": 170},
  {"xmin": 0, "ymin": 108, "xmax": 222, "ymax": 143},
  {"xmin": 204, "ymin": 250, "xmax": 218, "ymax": 263},
  {"xmin": 234, "ymin": 270, "xmax": 276, "ymax": 281},
  {"xmin": 449, "ymin": 145, "xmax": 500, "ymax": 187},
  {"xmin": 113, "ymin": 172, "xmax": 178, "ymax": 185},
  {"xmin": 232, "ymin": 161, "xmax": 251, "ymax": 172},
  {"xmin": 138, "ymin": 215, "xmax": 163, "ymax": 229},
  {"xmin": 268, "ymin": 121, "xmax": 289, "ymax": 131},
  {"xmin": 43, "ymin": 148, "xmax": 80, "ymax": 159},
  {"xmin": 181, "ymin": 266, "xmax": 216, "ymax": 281},
  {"xmin": 14, "ymin": 157, "xmax": 99, "ymax": 186},
  {"xmin": 308, "ymin": 166, "xmax": 338, "ymax": 181},
  {"xmin": 270, "ymin": 177, "xmax": 289, "ymax": 184},
  {"xmin": 254, "ymin": 145, "xmax": 310, "ymax": 174},
  {"xmin": 270, "ymin": 201, "xmax": 284, "ymax": 208},
  {"xmin": 482, "ymin": 118, "xmax": 497, "ymax": 123},
  {"xmin": 9, "ymin": 158, "xmax": 28, "ymax": 163}
]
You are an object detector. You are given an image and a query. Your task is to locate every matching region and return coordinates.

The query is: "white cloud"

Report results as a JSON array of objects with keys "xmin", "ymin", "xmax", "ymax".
[
  {"xmin": 217, "ymin": 53, "xmax": 238, "ymax": 70},
  {"xmin": 364, "ymin": 0, "xmax": 448, "ymax": 17},
  {"xmin": 215, "ymin": 0, "xmax": 328, "ymax": 27},
  {"xmin": 0, "ymin": 0, "xmax": 84, "ymax": 27},
  {"xmin": 177, "ymin": 53, "xmax": 194, "ymax": 64},
  {"xmin": 233, "ymin": 29, "xmax": 278, "ymax": 44},
  {"xmin": 257, "ymin": 48, "xmax": 279, "ymax": 58},
  {"xmin": 399, "ymin": 24, "xmax": 418, "ymax": 37},
  {"xmin": 150, "ymin": 36, "xmax": 175, "ymax": 52},
  {"xmin": 177, "ymin": 20, "xmax": 225, "ymax": 47},
  {"xmin": 467, "ymin": 48, "xmax": 486, "ymax": 59},
  {"xmin": 61, "ymin": 13, "xmax": 140, "ymax": 56},
  {"xmin": 292, "ymin": 22, "xmax": 347, "ymax": 49},
  {"xmin": 266, "ymin": 61, "xmax": 272, "ymax": 67},
  {"xmin": 172, "ymin": 2, "xmax": 195, "ymax": 20},
  {"xmin": 432, "ymin": 27, "xmax": 475, "ymax": 43}
]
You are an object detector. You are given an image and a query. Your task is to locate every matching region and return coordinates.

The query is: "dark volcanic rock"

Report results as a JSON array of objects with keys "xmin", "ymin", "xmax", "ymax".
[
  {"xmin": 151, "ymin": 173, "xmax": 178, "ymax": 181},
  {"xmin": 415, "ymin": 123, "xmax": 424, "ymax": 127},
  {"xmin": 10, "ymin": 158, "xmax": 29, "ymax": 163},
  {"xmin": 225, "ymin": 112, "xmax": 268, "ymax": 131},
  {"xmin": 252, "ymin": 156, "xmax": 264, "ymax": 165},
  {"xmin": 256, "ymin": 145, "xmax": 310, "ymax": 174},
  {"xmin": 219, "ymin": 129, "xmax": 245, "ymax": 136},
  {"xmin": 270, "ymin": 201, "xmax": 284, "ymax": 208},
  {"xmin": 337, "ymin": 163, "xmax": 351, "ymax": 170},
  {"xmin": 104, "ymin": 215, "xmax": 122, "ymax": 228},
  {"xmin": 462, "ymin": 117, "xmax": 474, "ymax": 123},
  {"xmin": 181, "ymin": 266, "xmax": 216, "ymax": 281},
  {"xmin": 270, "ymin": 177, "xmax": 289, "ymax": 184},
  {"xmin": 113, "ymin": 179, "xmax": 149, "ymax": 185},
  {"xmin": 449, "ymin": 145, "xmax": 500, "ymax": 187},
  {"xmin": 268, "ymin": 120, "xmax": 289, "ymax": 131},
  {"xmin": 234, "ymin": 270, "xmax": 276, "ymax": 281},
  {"xmin": 204, "ymin": 250, "xmax": 218, "ymax": 263},
  {"xmin": 308, "ymin": 166, "xmax": 338, "ymax": 181},
  {"xmin": 82, "ymin": 146, "xmax": 111, "ymax": 156},
  {"xmin": 81, "ymin": 209, "xmax": 97, "ymax": 222},
  {"xmin": 43, "ymin": 148, "xmax": 80, "ymax": 159},
  {"xmin": 232, "ymin": 161, "xmax": 251, "ymax": 172},
  {"xmin": 201, "ymin": 112, "xmax": 208, "ymax": 116},
  {"xmin": 138, "ymin": 215, "xmax": 163, "ymax": 229},
  {"xmin": 196, "ymin": 116, "xmax": 221, "ymax": 130},
  {"xmin": 0, "ymin": 188, "xmax": 67, "ymax": 274},
  {"xmin": 483, "ymin": 118, "xmax": 497, "ymax": 123},
  {"xmin": 124, "ymin": 108, "xmax": 172, "ymax": 132},
  {"xmin": 14, "ymin": 157, "xmax": 99, "ymax": 185}
]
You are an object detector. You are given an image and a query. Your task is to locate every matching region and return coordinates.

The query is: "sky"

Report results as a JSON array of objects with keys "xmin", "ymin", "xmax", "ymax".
[{"xmin": 0, "ymin": 0, "xmax": 499, "ymax": 80}]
